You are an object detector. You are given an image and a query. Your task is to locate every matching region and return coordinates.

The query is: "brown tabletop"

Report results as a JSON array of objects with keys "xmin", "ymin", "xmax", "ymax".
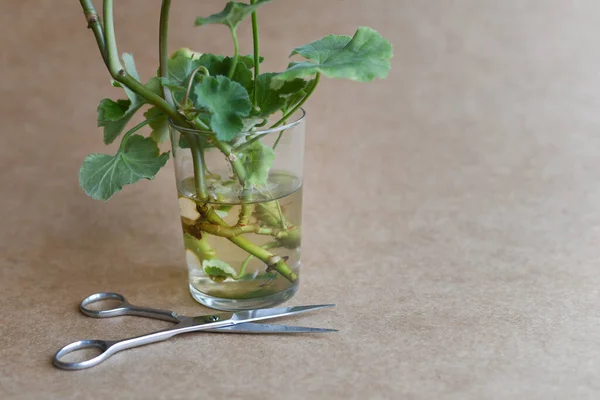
[{"xmin": 2, "ymin": 0, "xmax": 600, "ymax": 398}]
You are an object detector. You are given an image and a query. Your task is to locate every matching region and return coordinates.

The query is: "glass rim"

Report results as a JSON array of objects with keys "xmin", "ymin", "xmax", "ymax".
[{"xmin": 168, "ymin": 108, "xmax": 306, "ymax": 137}]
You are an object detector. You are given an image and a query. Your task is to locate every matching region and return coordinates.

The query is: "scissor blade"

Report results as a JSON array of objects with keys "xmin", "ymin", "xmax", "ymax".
[
  {"xmin": 204, "ymin": 323, "xmax": 338, "ymax": 334},
  {"xmin": 232, "ymin": 304, "xmax": 335, "ymax": 324}
]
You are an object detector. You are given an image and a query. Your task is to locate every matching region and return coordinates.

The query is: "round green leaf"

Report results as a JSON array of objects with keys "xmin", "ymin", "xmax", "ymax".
[
  {"xmin": 193, "ymin": 75, "xmax": 252, "ymax": 141},
  {"xmin": 273, "ymin": 27, "xmax": 393, "ymax": 84}
]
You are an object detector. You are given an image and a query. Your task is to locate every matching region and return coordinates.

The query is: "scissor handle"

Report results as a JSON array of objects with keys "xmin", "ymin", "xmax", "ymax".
[
  {"xmin": 80, "ymin": 292, "xmax": 181, "ymax": 322},
  {"xmin": 80, "ymin": 292, "xmax": 129, "ymax": 318},
  {"xmin": 53, "ymin": 339, "xmax": 115, "ymax": 370}
]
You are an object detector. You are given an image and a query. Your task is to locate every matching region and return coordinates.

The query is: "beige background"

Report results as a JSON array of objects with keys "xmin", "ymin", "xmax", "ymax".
[{"xmin": 2, "ymin": 0, "xmax": 600, "ymax": 398}]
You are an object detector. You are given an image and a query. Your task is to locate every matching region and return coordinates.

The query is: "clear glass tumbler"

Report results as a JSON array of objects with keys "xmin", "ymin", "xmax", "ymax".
[{"xmin": 169, "ymin": 110, "xmax": 305, "ymax": 310}]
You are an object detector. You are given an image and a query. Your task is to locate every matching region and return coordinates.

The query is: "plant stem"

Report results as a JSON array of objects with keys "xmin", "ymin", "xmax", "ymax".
[
  {"xmin": 238, "ymin": 204, "xmax": 254, "ymax": 226},
  {"xmin": 102, "ymin": 0, "xmax": 123, "ymax": 72},
  {"xmin": 102, "ymin": 0, "xmax": 185, "ymax": 126},
  {"xmin": 271, "ymin": 72, "xmax": 321, "ymax": 129},
  {"xmin": 232, "ymin": 133, "xmax": 265, "ymax": 152},
  {"xmin": 183, "ymin": 66, "xmax": 210, "ymax": 106},
  {"xmin": 85, "ymin": 1, "xmax": 247, "ymax": 187},
  {"xmin": 198, "ymin": 205, "xmax": 297, "ymax": 282},
  {"xmin": 118, "ymin": 118, "xmax": 154, "ymax": 151},
  {"xmin": 187, "ymin": 135, "xmax": 209, "ymax": 201},
  {"xmin": 159, "ymin": 0, "xmax": 174, "ymax": 106},
  {"xmin": 231, "ymin": 236, "xmax": 297, "ymax": 282},
  {"xmin": 271, "ymin": 129, "xmax": 285, "ymax": 151},
  {"xmin": 197, "ymin": 222, "xmax": 287, "ymax": 239},
  {"xmin": 238, "ymin": 242, "xmax": 280, "ymax": 278},
  {"xmin": 215, "ymin": 141, "xmax": 248, "ymax": 182},
  {"xmin": 250, "ymin": 0, "xmax": 260, "ymax": 105},
  {"xmin": 79, "ymin": 0, "xmax": 108, "ymax": 68},
  {"xmin": 227, "ymin": 28, "xmax": 240, "ymax": 79}
]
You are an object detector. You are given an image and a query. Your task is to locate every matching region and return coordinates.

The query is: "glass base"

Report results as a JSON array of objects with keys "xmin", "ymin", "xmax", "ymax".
[{"xmin": 189, "ymin": 282, "xmax": 299, "ymax": 311}]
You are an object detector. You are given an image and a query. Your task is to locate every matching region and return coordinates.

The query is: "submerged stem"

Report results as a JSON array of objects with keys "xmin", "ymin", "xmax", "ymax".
[
  {"xmin": 197, "ymin": 222, "xmax": 286, "ymax": 239},
  {"xmin": 187, "ymin": 135, "xmax": 209, "ymax": 201},
  {"xmin": 238, "ymin": 242, "xmax": 280, "ymax": 278},
  {"xmin": 198, "ymin": 205, "xmax": 297, "ymax": 282}
]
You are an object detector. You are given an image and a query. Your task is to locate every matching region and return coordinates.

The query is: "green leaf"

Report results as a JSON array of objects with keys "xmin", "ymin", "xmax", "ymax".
[
  {"xmin": 159, "ymin": 77, "xmax": 187, "ymax": 105},
  {"xmin": 97, "ymin": 99, "xmax": 143, "ymax": 145},
  {"xmin": 273, "ymin": 27, "xmax": 392, "ymax": 84},
  {"xmin": 192, "ymin": 54, "xmax": 253, "ymax": 93},
  {"xmin": 170, "ymin": 48, "xmax": 202, "ymax": 61},
  {"xmin": 167, "ymin": 54, "xmax": 200, "ymax": 85},
  {"xmin": 238, "ymin": 140, "xmax": 275, "ymax": 186},
  {"xmin": 163, "ymin": 54, "xmax": 256, "ymax": 107},
  {"xmin": 202, "ymin": 259, "xmax": 237, "ymax": 279},
  {"xmin": 122, "ymin": 53, "xmax": 141, "ymax": 81},
  {"xmin": 121, "ymin": 53, "xmax": 145, "ymax": 104},
  {"xmin": 145, "ymin": 76, "xmax": 164, "ymax": 96},
  {"xmin": 238, "ymin": 55, "xmax": 264, "ymax": 69},
  {"xmin": 193, "ymin": 75, "xmax": 252, "ymax": 141},
  {"xmin": 97, "ymin": 53, "xmax": 147, "ymax": 144},
  {"xmin": 195, "ymin": 0, "xmax": 271, "ymax": 31},
  {"xmin": 97, "ymin": 99, "xmax": 128, "ymax": 122},
  {"xmin": 204, "ymin": 56, "xmax": 253, "ymax": 93},
  {"xmin": 79, "ymin": 135, "xmax": 169, "ymax": 201},
  {"xmin": 253, "ymin": 73, "xmax": 308, "ymax": 116},
  {"xmin": 143, "ymin": 107, "xmax": 169, "ymax": 143}
]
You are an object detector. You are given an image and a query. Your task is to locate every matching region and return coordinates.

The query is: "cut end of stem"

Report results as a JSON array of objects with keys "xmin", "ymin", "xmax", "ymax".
[{"xmin": 267, "ymin": 256, "xmax": 297, "ymax": 282}]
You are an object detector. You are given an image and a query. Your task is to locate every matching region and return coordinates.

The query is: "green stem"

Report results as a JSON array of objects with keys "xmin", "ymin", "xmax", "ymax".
[
  {"xmin": 159, "ymin": 0, "xmax": 173, "ymax": 105},
  {"xmin": 198, "ymin": 205, "xmax": 297, "ymax": 282},
  {"xmin": 238, "ymin": 242, "xmax": 279, "ymax": 278},
  {"xmin": 102, "ymin": 0, "xmax": 185, "ymax": 126},
  {"xmin": 79, "ymin": 0, "xmax": 108, "ymax": 67},
  {"xmin": 118, "ymin": 118, "xmax": 154, "ymax": 151},
  {"xmin": 238, "ymin": 203, "xmax": 254, "ymax": 226},
  {"xmin": 196, "ymin": 236, "xmax": 217, "ymax": 260},
  {"xmin": 250, "ymin": 0, "xmax": 260, "ymax": 105},
  {"xmin": 197, "ymin": 222, "xmax": 287, "ymax": 239},
  {"xmin": 231, "ymin": 236, "xmax": 297, "ymax": 282},
  {"xmin": 187, "ymin": 135, "xmax": 209, "ymax": 201},
  {"xmin": 214, "ymin": 141, "xmax": 247, "ymax": 182},
  {"xmin": 95, "ymin": 1, "xmax": 246, "ymax": 190},
  {"xmin": 232, "ymin": 132, "xmax": 267, "ymax": 153},
  {"xmin": 271, "ymin": 72, "xmax": 321, "ymax": 129},
  {"xmin": 102, "ymin": 0, "xmax": 122, "ymax": 73},
  {"xmin": 228, "ymin": 28, "xmax": 240, "ymax": 79},
  {"xmin": 183, "ymin": 66, "xmax": 210, "ymax": 106},
  {"xmin": 255, "ymin": 200, "xmax": 289, "ymax": 229},
  {"xmin": 158, "ymin": 5, "xmax": 211, "ymax": 226},
  {"xmin": 272, "ymin": 130, "xmax": 285, "ymax": 151}
]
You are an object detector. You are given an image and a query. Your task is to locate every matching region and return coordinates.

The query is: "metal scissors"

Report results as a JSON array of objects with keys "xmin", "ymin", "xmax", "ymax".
[{"xmin": 53, "ymin": 292, "xmax": 336, "ymax": 370}]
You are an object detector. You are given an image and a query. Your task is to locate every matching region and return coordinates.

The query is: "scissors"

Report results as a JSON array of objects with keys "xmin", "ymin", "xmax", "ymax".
[{"xmin": 53, "ymin": 292, "xmax": 336, "ymax": 370}]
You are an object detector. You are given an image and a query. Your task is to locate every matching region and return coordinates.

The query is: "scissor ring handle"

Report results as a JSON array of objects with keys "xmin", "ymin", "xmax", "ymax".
[
  {"xmin": 53, "ymin": 339, "xmax": 114, "ymax": 370},
  {"xmin": 80, "ymin": 292, "xmax": 130, "ymax": 318}
]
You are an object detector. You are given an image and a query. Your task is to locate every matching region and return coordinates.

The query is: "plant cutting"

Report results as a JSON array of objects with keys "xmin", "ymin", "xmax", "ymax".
[{"xmin": 77, "ymin": 0, "xmax": 392, "ymax": 310}]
